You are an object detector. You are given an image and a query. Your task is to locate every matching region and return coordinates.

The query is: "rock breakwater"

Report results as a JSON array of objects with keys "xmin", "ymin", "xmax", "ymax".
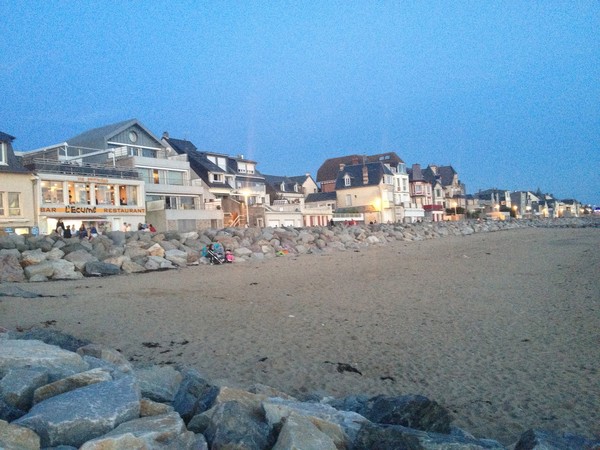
[
  {"xmin": 1, "ymin": 217, "xmax": 598, "ymax": 283},
  {"xmin": 1, "ymin": 329, "xmax": 598, "ymax": 449}
]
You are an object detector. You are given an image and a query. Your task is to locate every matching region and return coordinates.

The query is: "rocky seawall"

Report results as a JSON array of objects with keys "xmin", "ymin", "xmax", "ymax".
[
  {"xmin": 1, "ymin": 217, "xmax": 598, "ymax": 283},
  {"xmin": 1, "ymin": 329, "xmax": 599, "ymax": 450}
]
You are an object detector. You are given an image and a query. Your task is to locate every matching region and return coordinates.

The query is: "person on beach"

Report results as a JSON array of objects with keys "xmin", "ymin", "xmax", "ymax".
[
  {"xmin": 63, "ymin": 224, "xmax": 72, "ymax": 238},
  {"xmin": 148, "ymin": 224, "xmax": 156, "ymax": 233}
]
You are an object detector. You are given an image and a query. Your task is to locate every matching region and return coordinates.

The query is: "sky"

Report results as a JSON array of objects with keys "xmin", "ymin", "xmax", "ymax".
[{"xmin": 2, "ymin": 1, "xmax": 599, "ymax": 205}]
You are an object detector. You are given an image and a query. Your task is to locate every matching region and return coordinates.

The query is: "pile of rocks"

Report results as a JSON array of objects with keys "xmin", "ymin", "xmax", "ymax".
[
  {"xmin": 1, "ymin": 217, "xmax": 597, "ymax": 283},
  {"xmin": 2, "ymin": 330, "xmax": 597, "ymax": 449}
]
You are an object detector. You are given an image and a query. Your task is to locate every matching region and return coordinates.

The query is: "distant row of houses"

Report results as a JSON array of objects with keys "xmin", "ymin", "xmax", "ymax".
[{"xmin": 0, "ymin": 119, "xmax": 590, "ymax": 235}]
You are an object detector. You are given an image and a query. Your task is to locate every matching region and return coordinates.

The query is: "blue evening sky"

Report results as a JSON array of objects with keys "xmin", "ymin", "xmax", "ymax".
[{"xmin": 2, "ymin": 1, "xmax": 599, "ymax": 204}]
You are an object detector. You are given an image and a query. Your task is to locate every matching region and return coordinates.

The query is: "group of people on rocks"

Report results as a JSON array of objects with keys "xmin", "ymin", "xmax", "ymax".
[
  {"xmin": 55, "ymin": 219, "xmax": 99, "ymax": 240},
  {"xmin": 118, "ymin": 223, "xmax": 155, "ymax": 232}
]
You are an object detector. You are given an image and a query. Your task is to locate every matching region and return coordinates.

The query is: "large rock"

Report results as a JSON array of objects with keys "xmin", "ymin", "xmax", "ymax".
[
  {"xmin": 262, "ymin": 397, "xmax": 368, "ymax": 448},
  {"xmin": 0, "ymin": 367, "xmax": 49, "ymax": 410},
  {"xmin": 514, "ymin": 429, "xmax": 600, "ymax": 450},
  {"xmin": 33, "ymin": 368, "xmax": 113, "ymax": 404},
  {"xmin": 23, "ymin": 261, "xmax": 54, "ymax": 281},
  {"xmin": 76, "ymin": 344, "xmax": 133, "ymax": 375},
  {"xmin": 20, "ymin": 248, "xmax": 47, "ymax": 267},
  {"xmin": 341, "ymin": 394, "xmax": 453, "ymax": 434},
  {"xmin": 0, "ymin": 340, "xmax": 88, "ymax": 381},
  {"xmin": 144, "ymin": 255, "xmax": 174, "ymax": 270},
  {"xmin": 121, "ymin": 258, "xmax": 146, "ymax": 273},
  {"xmin": 84, "ymin": 261, "xmax": 121, "ymax": 277},
  {"xmin": 0, "ymin": 252, "xmax": 25, "ymax": 282},
  {"xmin": 0, "ymin": 419, "xmax": 40, "ymax": 450},
  {"xmin": 14, "ymin": 376, "xmax": 140, "ymax": 448},
  {"xmin": 272, "ymin": 412, "xmax": 337, "ymax": 450},
  {"xmin": 146, "ymin": 243, "xmax": 165, "ymax": 257},
  {"xmin": 165, "ymin": 248, "xmax": 189, "ymax": 266},
  {"xmin": 202, "ymin": 401, "xmax": 274, "ymax": 450},
  {"xmin": 49, "ymin": 259, "xmax": 84, "ymax": 280},
  {"xmin": 172, "ymin": 368, "xmax": 218, "ymax": 423},
  {"xmin": 79, "ymin": 412, "xmax": 202, "ymax": 450},
  {"xmin": 13, "ymin": 329, "xmax": 91, "ymax": 352},
  {"xmin": 353, "ymin": 422, "xmax": 505, "ymax": 450},
  {"xmin": 64, "ymin": 249, "xmax": 98, "ymax": 271},
  {"xmin": 134, "ymin": 365, "xmax": 182, "ymax": 403}
]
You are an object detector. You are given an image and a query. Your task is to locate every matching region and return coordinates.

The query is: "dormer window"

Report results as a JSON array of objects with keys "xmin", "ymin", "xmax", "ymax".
[
  {"xmin": 344, "ymin": 174, "xmax": 351, "ymax": 187},
  {"xmin": 0, "ymin": 142, "xmax": 6, "ymax": 165},
  {"xmin": 280, "ymin": 182, "xmax": 286, "ymax": 191},
  {"xmin": 293, "ymin": 184, "xmax": 299, "ymax": 192}
]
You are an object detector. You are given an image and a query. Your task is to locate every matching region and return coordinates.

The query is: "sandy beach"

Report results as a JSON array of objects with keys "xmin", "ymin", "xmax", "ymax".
[{"xmin": 1, "ymin": 226, "xmax": 599, "ymax": 445}]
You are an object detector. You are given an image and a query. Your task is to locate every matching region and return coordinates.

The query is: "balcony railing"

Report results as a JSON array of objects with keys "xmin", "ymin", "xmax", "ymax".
[{"xmin": 24, "ymin": 159, "xmax": 140, "ymax": 180}]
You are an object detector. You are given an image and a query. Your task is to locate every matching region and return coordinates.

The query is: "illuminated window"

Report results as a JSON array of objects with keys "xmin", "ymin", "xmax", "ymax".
[{"xmin": 8, "ymin": 192, "xmax": 21, "ymax": 216}]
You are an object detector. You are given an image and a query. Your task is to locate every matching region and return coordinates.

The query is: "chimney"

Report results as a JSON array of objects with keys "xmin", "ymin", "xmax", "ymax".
[
  {"xmin": 362, "ymin": 164, "xmax": 369, "ymax": 184},
  {"xmin": 351, "ymin": 156, "xmax": 359, "ymax": 165},
  {"xmin": 339, "ymin": 163, "xmax": 345, "ymax": 171},
  {"xmin": 162, "ymin": 131, "xmax": 169, "ymax": 139}
]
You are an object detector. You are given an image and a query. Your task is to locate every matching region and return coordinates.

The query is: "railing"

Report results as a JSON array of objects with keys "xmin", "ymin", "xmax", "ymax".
[{"xmin": 24, "ymin": 159, "xmax": 140, "ymax": 180}]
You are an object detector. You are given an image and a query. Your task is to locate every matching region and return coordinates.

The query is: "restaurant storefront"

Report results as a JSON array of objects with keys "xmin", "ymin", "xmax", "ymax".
[{"xmin": 35, "ymin": 172, "xmax": 146, "ymax": 235}]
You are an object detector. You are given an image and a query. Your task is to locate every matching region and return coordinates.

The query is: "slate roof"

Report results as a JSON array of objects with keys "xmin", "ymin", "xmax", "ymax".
[
  {"xmin": 263, "ymin": 174, "xmax": 302, "ymax": 193},
  {"xmin": 66, "ymin": 119, "xmax": 162, "ymax": 149},
  {"xmin": 316, "ymin": 152, "xmax": 404, "ymax": 183},
  {"xmin": 335, "ymin": 162, "xmax": 392, "ymax": 190},
  {"xmin": 0, "ymin": 131, "xmax": 30, "ymax": 174},
  {"xmin": 0, "ymin": 132, "xmax": 16, "ymax": 142},
  {"xmin": 165, "ymin": 136, "xmax": 264, "ymax": 188},
  {"xmin": 165, "ymin": 137, "xmax": 231, "ymax": 188},
  {"xmin": 407, "ymin": 164, "xmax": 425, "ymax": 182},
  {"xmin": 422, "ymin": 165, "xmax": 457, "ymax": 187},
  {"xmin": 305, "ymin": 192, "xmax": 336, "ymax": 203}
]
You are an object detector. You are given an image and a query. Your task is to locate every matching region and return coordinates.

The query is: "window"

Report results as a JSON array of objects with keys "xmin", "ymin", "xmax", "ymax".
[
  {"xmin": 95, "ymin": 185, "xmax": 115, "ymax": 205},
  {"xmin": 345, "ymin": 194, "xmax": 352, "ymax": 206},
  {"xmin": 180, "ymin": 196, "xmax": 196, "ymax": 210},
  {"xmin": 402, "ymin": 179, "xmax": 408, "ymax": 191},
  {"xmin": 167, "ymin": 171, "xmax": 185, "ymax": 185},
  {"xmin": 212, "ymin": 173, "xmax": 223, "ymax": 183},
  {"xmin": 280, "ymin": 182, "xmax": 286, "ymax": 191},
  {"xmin": 414, "ymin": 185, "xmax": 422, "ymax": 194},
  {"xmin": 41, "ymin": 181, "xmax": 64, "ymax": 203},
  {"xmin": 0, "ymin": 142, "xmax": 6, "ymax": 165},
  {"xmin": 344, "ymin": 175, "xmax": 351, "ymax": 187},
  {"xmin": 8, "ymin": 192, "xmax": 20, "ymax": 216},
  {"xmin": 68, "ymin": 182, "xmax": 89, "ymax": 204},
  {"xmin": 0, "ymin": 193, "xmax": 4, "ymax": 215}
]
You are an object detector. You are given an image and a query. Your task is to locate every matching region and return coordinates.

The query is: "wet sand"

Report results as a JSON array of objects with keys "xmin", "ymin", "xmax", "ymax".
[{"xmin": 2, "ymin": 226, "xmax": 599, "ymax": 445}]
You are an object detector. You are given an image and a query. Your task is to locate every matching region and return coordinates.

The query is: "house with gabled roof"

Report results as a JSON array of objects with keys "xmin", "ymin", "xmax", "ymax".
[
  {"xmin": 19, "ymin": 119, "xmax": 221, "ymax": 233},
  {"xmin": 334, "ymin": 161, "xmax": 396, "ymax": 224},
  {"xmin": 317, "ymin": 152, "xmax": 415, "ymax": 222},
  {"xmin": 422, "ymin": 164, "xmax": 466, "ymax": 213},
  {"xmin": 0, "ymin": 132, "xmax": 36, "ymax": 234},
  {"xmin": 261, "ymin": 173, "xmax": 328, "ymax": 227},
  {"xmin": 162, "ymin": 133, "xmax": 267, "ymax": 227}
]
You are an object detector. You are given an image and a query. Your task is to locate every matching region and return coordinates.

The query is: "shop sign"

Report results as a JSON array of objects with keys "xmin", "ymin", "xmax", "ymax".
[{"xmin": 40, "ymin": 206, "xmax": 146, "ymax": 214}]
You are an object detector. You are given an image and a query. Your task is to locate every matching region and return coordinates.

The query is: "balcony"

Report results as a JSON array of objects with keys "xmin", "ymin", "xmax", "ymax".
[{"xmin": 24, "ymin": 159, "xmax": 140, "ymax": 180}]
